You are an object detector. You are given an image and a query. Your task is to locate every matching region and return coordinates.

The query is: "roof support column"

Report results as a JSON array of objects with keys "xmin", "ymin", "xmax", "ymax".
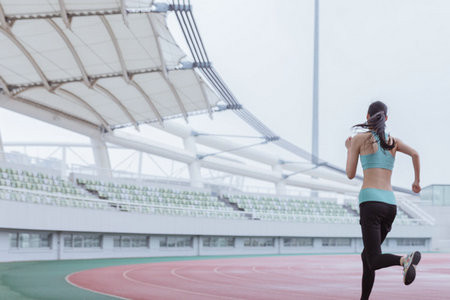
[
  {"xmin": 0, "ymin": 128, "xmax": 5, "ymax": 161},
  {"xmin": 183, "ymin": 135, "xmax": 203, "ymax": 188},
  {"xmin": 90, "ymin": 137, "xmax": 111, "ymax": 178},
  {"xmin": 137, "ymin": 151, "xmax": 143, "ymax": 182},
  {"xmin": 272, "ymin": 164, "xmax": 286, "ymax": 195},
  {"xmin": 61, "ymin": 146, "xmax": 67, "ymax": 177}
]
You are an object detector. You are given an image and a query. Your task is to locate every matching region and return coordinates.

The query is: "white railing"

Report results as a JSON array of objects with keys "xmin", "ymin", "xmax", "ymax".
[
  {"xmin": 0, "ymin": 185, "xmax": 247, "ymax": 218},
  {"xmin": 0, "ymin": 186, "xmax": 97, "ymax": 201},
  {"xmin": 251, "ymin": 211, "xmax": 359, "ymax": 224},
  {"xmin": 0, "ymin": 185, "xmax": 428, "ymax": 225},
  {"xmin": 0, "ymin": 152, "xmax": 64, "ymax": 174},
  {"xmin": 397, "ymin": 197, "xmax": 435, "ymax": 226},
  {"xmin": 237, "ymin": 185, "xmax": 313, "ymax": 197},
  {"xmin": 70, "ymin": 164, "xmax": 192, "ymax": 187}
]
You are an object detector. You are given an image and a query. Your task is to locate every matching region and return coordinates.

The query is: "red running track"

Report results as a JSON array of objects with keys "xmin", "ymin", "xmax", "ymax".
[{"xmin": 67, "ymin": 253, "xmax": 450, "ymax": 300}]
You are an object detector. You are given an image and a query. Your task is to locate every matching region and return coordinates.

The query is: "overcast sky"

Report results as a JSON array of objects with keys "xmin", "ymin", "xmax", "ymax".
[
  {"xmin": 168, "ymin": 0, "xmax": 450, "ymax": 189},
  {"xmin": 1, "ymin": 0, "xmax": 449, "ymax": 190}
]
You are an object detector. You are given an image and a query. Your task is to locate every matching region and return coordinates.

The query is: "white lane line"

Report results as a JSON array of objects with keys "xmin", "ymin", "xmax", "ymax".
[
  {"xmin": 213, "ymin": 266, "xmax": 245, "ymax": 280},
  {"xmin": 122, "ymin": 265, "xmax": 239, "ymax": 300},
  {"xmin": 65, "ymin": 271, "xmax": 130, "ymax": 300},
  {"xmin": 170, "ymin": 266, "xmax": 204, "ymax": 283},
  {"xmin": 213, "ymin": 265, "xmax": 317, "ymax": 298}
]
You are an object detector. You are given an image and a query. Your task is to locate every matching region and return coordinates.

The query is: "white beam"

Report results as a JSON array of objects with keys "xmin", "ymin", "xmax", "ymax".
[
  {"xmin": 200, "ymin": 156, "xmax": 358, "ymax": 194},
  {"xmin": 0, "ymin": 91, "xmax": 359, "ymax": 194},
  {"xmin": 0, "ymin": 93, "xmax": 358, "ymax": 194},
  {"xmin": 155, "ymin": 122, "xmax": 360, "ymax": 187},
  {"xmin": 0, "ymin": 93, "xmax": 102, "ymax": 138},
  {"xmin": 0, "ymin": 75, "xmax": 11, "ymax": 96},
  {"xmin": 0, "ymin": 4, "xmax": 8, "ymax": 29},
  {"xmin": 12, "ymin": 91, "xmax": 108, "ymax": 133},
  {"xmin": 2, "ymin": 5, "xmax": 172, "ymax": 23},
  {"xmin": 104, "ymin": 131, "xmax": 193, "ymax": 164},
  {"xmin": 58, "ymin": 0, "xmax": 71, "ymax": 29},
  {"xmin": 9, "ymin": 66, "xmax": 191, "ymax": 92},
  {"xmin": 120, "ymin": 0, "xmax": 129, "ymax": 26},
  {"xmin": 104, "ymin": 131, "xmax": 360, "ymax": 194}
]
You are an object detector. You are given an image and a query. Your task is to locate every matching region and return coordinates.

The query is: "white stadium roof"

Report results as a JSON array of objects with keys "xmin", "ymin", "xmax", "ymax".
[
  {"xmin": 0, "ymin": 0, "xmax": 219, "ymax": 131},
  {"xmin": 0, "ymin": 0, "xmax": 415, "ymax": 195}
]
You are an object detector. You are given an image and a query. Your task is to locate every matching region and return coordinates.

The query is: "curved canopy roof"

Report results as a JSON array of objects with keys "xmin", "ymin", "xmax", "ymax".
[{"xmin": 0, "ymin": 0, "xmax": 220, "ymax": 131}]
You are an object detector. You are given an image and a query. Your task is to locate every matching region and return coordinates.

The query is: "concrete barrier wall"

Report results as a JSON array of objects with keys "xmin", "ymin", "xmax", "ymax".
[{"xmin": 0, "ymin": 200, "xmax": 433, "ymax": 262}]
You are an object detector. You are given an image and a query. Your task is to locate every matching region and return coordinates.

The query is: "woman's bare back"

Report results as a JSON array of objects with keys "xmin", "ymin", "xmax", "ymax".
[{"xmin": 355, "ymin": 132, "xmax": 397, "ymax": 190}]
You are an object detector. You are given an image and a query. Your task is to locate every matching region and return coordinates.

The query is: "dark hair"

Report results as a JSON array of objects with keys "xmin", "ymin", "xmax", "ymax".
[{"xmin": 353, "ymin": 101, "xmax": 395, "ymax": 150}]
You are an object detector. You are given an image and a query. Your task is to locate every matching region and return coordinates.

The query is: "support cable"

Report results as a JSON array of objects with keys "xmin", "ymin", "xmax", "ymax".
[
  {"xmin": 181, "ymin": 7, "xmax": 278, "ymax": 137},
  {"xmin": 173, "ymin": 2, "xmax": 238, "ymax": 107},
  {"xmin": 280, "ymin": 160, "xmax": 316, "ymax": 165},
  {"xmin": 197, "ymin": 140, "xmax": 269, "ymax": 160},
  {"xmin": 234, "ymin": 109, "xmax": 276, "ymax": 139},
  {"xmin": 183, "ymin": 0, "xmax": 207, "ymax": 62},
  {"xmin": 282, "ymin": 163, "xmax": 325, "ymax": 179},
  {"xmin": 174, "ymin": 1, "xmax": 201, "ymax": 62},
  {"xmin": 183, "ymin": 4, "xmax": 240, "ymax": 106},
  {"xmin": 173, "ymin": 4, "xmax": 279, "ymax": 137},
  {"xmin": 193, "ymin": 132, "xmax": 266, "ymax": 140},
  {"xmin": 204, "ymin": 66, "xmax": 238, "ymax": 106},
  {"xmin": 176, "ymin": 1, "xmax": 239, "ymax": 109},
  {"xmin": 187, "ymin": 0, "xmax": 210, "ymax": 62}
]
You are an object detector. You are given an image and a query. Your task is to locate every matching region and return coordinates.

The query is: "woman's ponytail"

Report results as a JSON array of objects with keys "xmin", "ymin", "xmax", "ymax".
[{"xmin": 353, "ymin": 101, "xmax": 395, "ymax": 151}]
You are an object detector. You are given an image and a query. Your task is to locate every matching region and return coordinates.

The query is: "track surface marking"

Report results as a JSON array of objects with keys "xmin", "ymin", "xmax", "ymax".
[{"xmin": 67, "ymin": 253, "xmax": 450, "ymax": 300}]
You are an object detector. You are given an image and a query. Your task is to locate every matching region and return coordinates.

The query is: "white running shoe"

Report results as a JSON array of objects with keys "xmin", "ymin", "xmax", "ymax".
[{"xmin": 403, "ymin": 251, "xmax": 421, "ymax": 285}]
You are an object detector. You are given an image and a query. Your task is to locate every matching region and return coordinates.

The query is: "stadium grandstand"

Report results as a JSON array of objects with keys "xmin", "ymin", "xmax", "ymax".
[
  {"xmin": 0, "ymin": 0, "xmax": 435, "ymax": 261},
  {"xmin": 0, "ymin": 0, "xmax": 447, "ymax": 299}
]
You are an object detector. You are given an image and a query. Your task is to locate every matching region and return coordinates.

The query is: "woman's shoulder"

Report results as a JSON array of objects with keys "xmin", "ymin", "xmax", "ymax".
[
  {"xmin": 353, "ymin": 132, "xmax": 372, "ymax": 141},
  {"xmin": 352, "ymin": 132, "xmax": 373, "ymax": 148}
]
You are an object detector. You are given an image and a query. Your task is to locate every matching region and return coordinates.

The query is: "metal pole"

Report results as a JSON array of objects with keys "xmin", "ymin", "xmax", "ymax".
[
  {"xmin": 311, "ymin": 0, "xmax": 320, "ymax": 197},
  {"xmin": 312, "ymin": 0, "xmax": 320, "ymax": 165}
]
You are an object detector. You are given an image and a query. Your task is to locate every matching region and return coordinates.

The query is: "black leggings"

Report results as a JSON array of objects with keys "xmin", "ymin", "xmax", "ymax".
[{"xmin": 359, "ymin": 201, "xmax": 402, "ymax": 300}]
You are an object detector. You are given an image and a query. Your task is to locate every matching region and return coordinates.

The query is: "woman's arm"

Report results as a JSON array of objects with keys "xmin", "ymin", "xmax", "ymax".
[
  {"xmin": 396, "ymin": 138, "xmax": 421, "ymax": 193},
  {"xmin": 345, "ymin": 135, "xmax": 359, "ymax": 179}
]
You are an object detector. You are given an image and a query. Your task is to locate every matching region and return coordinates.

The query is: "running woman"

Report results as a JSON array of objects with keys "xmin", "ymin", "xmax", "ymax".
[{"xmin": 345, "ymin": 101, "xmax": 422, "ymax": 300}]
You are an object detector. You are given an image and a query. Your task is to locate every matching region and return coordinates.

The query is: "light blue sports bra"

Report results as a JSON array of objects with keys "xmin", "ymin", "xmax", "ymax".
[{"xmin": 360, "ymin": 131, "xmax": 395, "ymax": 170}]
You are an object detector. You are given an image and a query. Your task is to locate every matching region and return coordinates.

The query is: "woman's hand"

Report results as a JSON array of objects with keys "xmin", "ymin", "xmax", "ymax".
[
  {"xmin": 345, "ymin": 137, "xmax": 352, "ymax": 149},
  {"xmin": 412, "ymin": 180, "xmax": 421, "ymax": 193}
]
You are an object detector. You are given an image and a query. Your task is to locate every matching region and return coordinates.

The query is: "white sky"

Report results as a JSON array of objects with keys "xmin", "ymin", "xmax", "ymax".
[{"xmin": 1, "ymin": 0, "xmax": 449, "ymax": 190}]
